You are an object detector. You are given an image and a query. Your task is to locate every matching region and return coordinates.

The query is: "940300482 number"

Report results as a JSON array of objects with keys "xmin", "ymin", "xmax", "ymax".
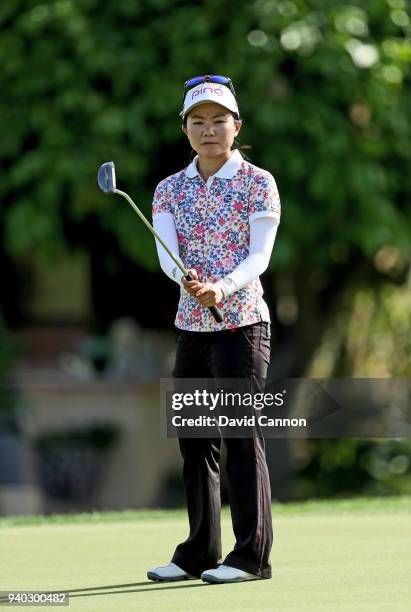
[{"xmin": 0, "ymin": 592, "xmax": 69, "ymax": 606}]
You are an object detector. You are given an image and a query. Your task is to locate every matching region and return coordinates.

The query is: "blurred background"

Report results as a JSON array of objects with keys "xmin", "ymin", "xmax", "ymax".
[{"xmin": 1, "ymin": 0, "xmax": 410, "ymax": 516}]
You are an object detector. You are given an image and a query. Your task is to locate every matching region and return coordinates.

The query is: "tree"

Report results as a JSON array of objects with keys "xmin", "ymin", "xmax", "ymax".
[{"xmin": 0, "ymin": 0, "xmax": 410, "ymax": 351}]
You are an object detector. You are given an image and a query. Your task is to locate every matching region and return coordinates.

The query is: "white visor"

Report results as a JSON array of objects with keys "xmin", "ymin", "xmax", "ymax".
[{"xmin": 181, "ymin": 82, "xmax": 239, "ymax": 119}]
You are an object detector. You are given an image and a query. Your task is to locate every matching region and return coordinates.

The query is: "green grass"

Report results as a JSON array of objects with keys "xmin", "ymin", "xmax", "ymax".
[
  {"xmin": 2, "ymin": 496, "xmax": 411, "ymax": 611},
  {"xmin": 2, "ymin": 495, "xmax": 410, "ymax": 528}
]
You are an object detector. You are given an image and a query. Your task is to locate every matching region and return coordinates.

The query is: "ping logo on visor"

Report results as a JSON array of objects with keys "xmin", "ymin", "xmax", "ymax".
[
  {"xmin": 190, "ymin": 86, "xmax": 224, "ymax": 100},
  {"xmin": 181, "ymin": 78, "xmax": 240, "ymax": 119}
]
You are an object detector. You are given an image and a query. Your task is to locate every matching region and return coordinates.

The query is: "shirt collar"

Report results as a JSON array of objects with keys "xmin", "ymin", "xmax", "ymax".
[{"xmin": 185, "ymin": 148, "xmax": 243, "ymax": 180}]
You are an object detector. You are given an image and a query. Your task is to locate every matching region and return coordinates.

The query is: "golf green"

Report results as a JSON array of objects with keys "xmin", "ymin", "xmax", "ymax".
[{"xmin": 2, "ymin": 496, "xmax": 410, "ymax": 611}]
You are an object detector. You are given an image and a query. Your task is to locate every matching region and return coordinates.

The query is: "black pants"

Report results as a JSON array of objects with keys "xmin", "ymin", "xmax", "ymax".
[{"xmin": 170, "ymin": 321, "xmax": 273, "ymax": 579}]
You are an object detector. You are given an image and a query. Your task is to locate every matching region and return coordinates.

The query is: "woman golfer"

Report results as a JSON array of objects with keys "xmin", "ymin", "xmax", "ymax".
[{"xmin": 148, "ymin": 75, "xmax": 281, "ymax": 584}]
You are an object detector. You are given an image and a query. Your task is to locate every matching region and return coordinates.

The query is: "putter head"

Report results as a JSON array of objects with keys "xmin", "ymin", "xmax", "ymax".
[{"xmin": 97, "ymin": 161, "xmax": 116, "ymax": 193}]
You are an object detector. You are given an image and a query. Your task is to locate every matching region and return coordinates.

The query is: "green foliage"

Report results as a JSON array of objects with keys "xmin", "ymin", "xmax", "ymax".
[
  {"xmin": 2, "ymin": 2, "xmax": 410, "ymax": 503},
  {"xmin": 1, "ymin": 0, "xmax": 410, "ymax": 272},
  {"xmin": 298, "ymin": 266, "xmax": 411, "ymax": 502},
  {"xmin": 291, "ymin": 438, "xmax": 411, "ymax": 500},
  {"xmin": 308, "ymin": 266, "xmax": 411, "ymax": 376},
  {"xmin": 35, "ymin": 423, "xmax": 119, "ymax": 450}
]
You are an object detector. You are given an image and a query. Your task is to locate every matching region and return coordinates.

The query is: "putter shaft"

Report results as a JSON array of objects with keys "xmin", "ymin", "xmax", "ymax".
[{"xmin": 115, "ymin": 189, "xmax": 187, "ymax": 278}]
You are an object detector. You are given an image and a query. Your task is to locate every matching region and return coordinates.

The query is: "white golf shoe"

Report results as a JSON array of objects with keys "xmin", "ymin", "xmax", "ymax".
[
  {"xmin": 201, "ymin": 564, "xmax": 262, "ymax": 584},
  {"xmin": 147, "ymin": 562, "xmax": 197, "ymax": 582}
]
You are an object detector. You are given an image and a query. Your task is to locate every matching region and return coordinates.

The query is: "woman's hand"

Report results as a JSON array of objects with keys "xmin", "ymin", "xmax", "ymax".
[
  {"xmin": 182, "ymin": 269, "xmax": 223, "ymax": 307},
  {"xmin": 181, "ymin": 268, "xmax": 203, "ymax": 298},
  {"xmin": 194, "ymin": 282, "xmax": 223, "ymax": 307}
]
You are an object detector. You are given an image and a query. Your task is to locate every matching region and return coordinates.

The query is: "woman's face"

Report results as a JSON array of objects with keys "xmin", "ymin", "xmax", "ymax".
[{"xmin": 182, "ymin": 102, "xmax": 242, "ymax": 157}]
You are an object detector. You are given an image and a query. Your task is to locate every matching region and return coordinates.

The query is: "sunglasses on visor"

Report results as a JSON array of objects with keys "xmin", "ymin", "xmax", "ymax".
[{"xmin": 183, "ymin": 75, "xmax": 237, "ymax": 102}]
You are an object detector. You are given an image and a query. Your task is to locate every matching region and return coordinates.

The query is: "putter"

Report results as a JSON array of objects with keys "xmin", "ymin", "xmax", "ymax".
[{"xmin": 97, "ymin": 162, "xmax": 223, "ymax": 324}]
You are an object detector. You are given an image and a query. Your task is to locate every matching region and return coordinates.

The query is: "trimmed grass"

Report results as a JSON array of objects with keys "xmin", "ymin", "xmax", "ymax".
[
  {"xmin": 2, "ymin": 495, "xmax": 410, "ymax": 528},
  {"xmin": 2, "ymin": 496, "xmax": 410, "ymax": 611}
]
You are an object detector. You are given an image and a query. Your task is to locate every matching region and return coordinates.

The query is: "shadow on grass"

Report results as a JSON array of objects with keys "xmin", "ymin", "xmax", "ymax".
[
  {"xmin": 0, "ymin": 581, "xmax": 208, "ymax": 603},
  {"xmin": 70, "ymin": 582, "xmax": 209, "ymax": 598}
]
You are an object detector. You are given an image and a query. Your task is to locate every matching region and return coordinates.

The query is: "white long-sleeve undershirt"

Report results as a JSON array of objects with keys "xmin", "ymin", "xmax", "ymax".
[
  {"xmin": 152, "ymin": 213, "xmax": 186, "ymax": 288},
  {"xmin": 152, "ymin": 212, "xmax": 279, "ymax": 297}
]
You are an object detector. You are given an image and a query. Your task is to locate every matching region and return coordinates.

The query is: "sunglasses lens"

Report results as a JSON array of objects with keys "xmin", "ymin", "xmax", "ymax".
[
  {"xmin": 208, "ymin": 75, "xmax": 230, "ymax": 85},
  {"xmin": 185, "ymin": 76, "xmax": 206, "ymax": 88},
  {"xmin": 184, "ymin": 75, "xmax": 231, "ymax": 90}
]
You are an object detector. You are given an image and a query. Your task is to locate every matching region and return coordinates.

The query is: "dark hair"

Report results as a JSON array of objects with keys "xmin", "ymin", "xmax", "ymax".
[{"xmin": 182, "ymin": 111, "xmax": 251, "ymax": 163}]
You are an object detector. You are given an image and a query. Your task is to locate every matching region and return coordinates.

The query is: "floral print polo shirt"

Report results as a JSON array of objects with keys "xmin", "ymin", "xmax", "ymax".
[{"xmin": 152, "ymin": 148, "xmax": 281, "ymax": 332}]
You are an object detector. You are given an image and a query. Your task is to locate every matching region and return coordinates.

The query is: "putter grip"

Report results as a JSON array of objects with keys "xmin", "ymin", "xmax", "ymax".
[{"xmin": 185, "ymin": 274, "xmax": 223, "ymax": 323}]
